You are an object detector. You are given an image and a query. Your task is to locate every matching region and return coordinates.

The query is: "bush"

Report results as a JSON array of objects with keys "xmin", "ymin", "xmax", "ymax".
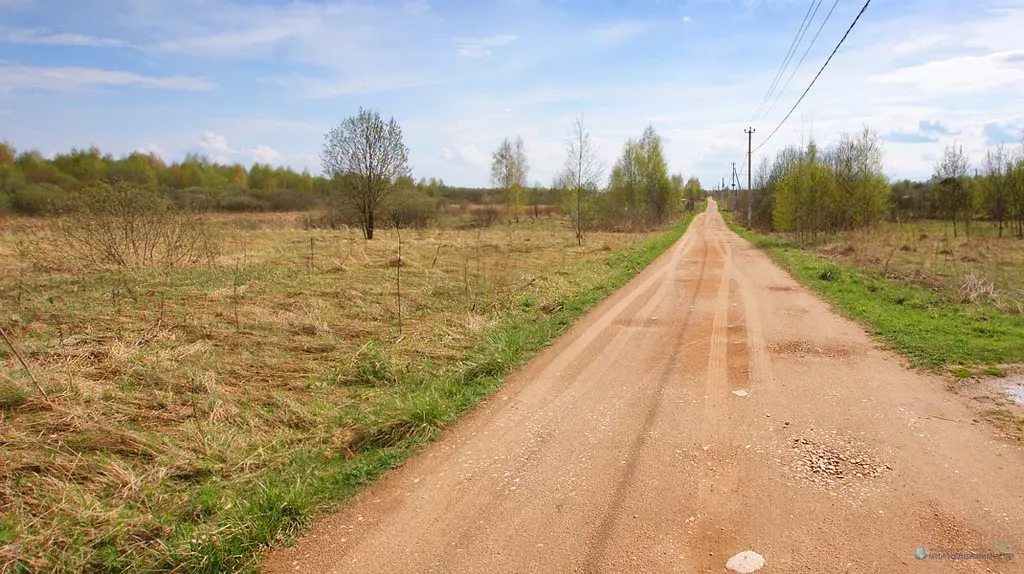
[
  {"xmin": 253, "ymin": 188, "xmax": 321, "ymax": 212},
  {"xmin": 11, "ymin": 184, "xmax": 71, "ymax": 215},
  {"xmin": 384, "ymin": 189, "xmax": 437, "ymax": 229},
  {"xmin": 165, "ymin": 187, "xmax": 216, "ymax": 211},
  {"xmin": 0, "ymin": 192, "xmax": 13, "ymax": 214},
  {"xmin": 217, "ymin": 193, "xmax": 270, "ymax": 212},
  {"xmin": 301, "ymin": 210, "xmax": 349, "ymax": 230},
  {"xmin": 471, "ymin": 205, "xmax": 501, "ymax": 228},
  {"xmin": 55, "ymin": 183, "xmax": 219, "ymax": 268}
]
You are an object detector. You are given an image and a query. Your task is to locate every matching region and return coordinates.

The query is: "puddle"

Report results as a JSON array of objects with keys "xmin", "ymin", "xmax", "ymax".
[{"xmin": 1010, "ymin": 384, "xmax": 1024, "ymax": 405}]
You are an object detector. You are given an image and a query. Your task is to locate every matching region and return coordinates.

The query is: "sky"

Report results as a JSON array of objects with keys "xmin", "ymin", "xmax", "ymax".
[{"xmin": 1, "ymin": 0, "xmax": 1023, "ymax": 188}]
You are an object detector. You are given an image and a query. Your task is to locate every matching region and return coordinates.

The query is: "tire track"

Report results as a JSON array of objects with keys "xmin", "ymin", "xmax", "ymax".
[{"xmin": 581, "ymin": 223, "xmax": 713, "ymax": 571}]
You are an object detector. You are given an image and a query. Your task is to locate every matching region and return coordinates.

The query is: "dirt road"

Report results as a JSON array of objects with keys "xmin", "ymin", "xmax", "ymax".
[{"xmin": 267, "ymin": 201, "xmax": 1023, "ymax": 573}]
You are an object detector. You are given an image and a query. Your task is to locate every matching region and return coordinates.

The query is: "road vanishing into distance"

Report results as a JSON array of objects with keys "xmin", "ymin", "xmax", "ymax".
[{"xmin": 267, "ymin": 200, "xmax": 1023, "ymax": 573}]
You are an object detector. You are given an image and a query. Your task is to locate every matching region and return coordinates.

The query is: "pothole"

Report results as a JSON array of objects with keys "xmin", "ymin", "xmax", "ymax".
[{"xmin": 790, "ymin": 435, "xmax": 890, "ymax": 488}]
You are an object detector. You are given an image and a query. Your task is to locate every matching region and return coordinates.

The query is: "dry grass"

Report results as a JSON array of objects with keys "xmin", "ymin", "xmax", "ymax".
[
  {"xmin": 0, "ymin": 211, "xmax": 665, "ymax": 572},
  {"xmin": 814, "ymin": 220, "xmax": 1024, "ymax": 313}
]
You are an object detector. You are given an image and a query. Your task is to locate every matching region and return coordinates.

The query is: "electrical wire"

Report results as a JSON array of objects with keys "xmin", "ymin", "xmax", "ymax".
[
  {"xmin": 753, "ymin": 0, "xmax": 872, "ymax": 154},
  {"xmin": 761, "ymin": 0, "xmax": 842, "ymax": 121},
  {"xmin": 749, "ymin": 0, "xmax": 820, "ymax": 122}
]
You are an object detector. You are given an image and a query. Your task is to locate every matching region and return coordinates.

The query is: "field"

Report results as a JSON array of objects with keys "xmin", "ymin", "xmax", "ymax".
[
  {"xmin": 0, "ymin": 211, "xmax": 694, "ymax": 572},
  {"xmin": 813, "ymin": 220, "xmax": 1024, "ymax": 314}
]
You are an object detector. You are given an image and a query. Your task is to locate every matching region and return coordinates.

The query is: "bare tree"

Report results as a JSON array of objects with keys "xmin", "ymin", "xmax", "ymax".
[
  {"xmin": 491, "ymin": 136, "xmax": 529, "ymax": 224},
  {"xmin": 982, "ymin": 144, "xmax": 1011, "ymax": 237},
  {"xmin": 933, "ymin": 142, "xmax": 972, "ymax": 238},
  {"xmin": 556, "ymin": 114, "xmax": 604, "ymax": 245},
  {"xmin": 320, "ymin": 107, "xmax": 410, "ymax": 240}
]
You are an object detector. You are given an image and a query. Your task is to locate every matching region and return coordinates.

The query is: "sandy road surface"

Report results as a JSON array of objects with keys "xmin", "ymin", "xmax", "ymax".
[{"xmin": 267, "ymin": 200, "xmax": 1024, "ymax": 573}]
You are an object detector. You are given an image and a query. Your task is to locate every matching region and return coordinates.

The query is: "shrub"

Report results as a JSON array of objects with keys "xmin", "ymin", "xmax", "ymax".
[
  {"xmin": 471, "ymin": 205, "xmax": 501, "ymax": 228},
  {"xmin": 253, "ymin": 188, "xmax": 320, "ymax": 212},
  {"xmin": 55, "ymin": 183, "xmax": 219, "ymax": 269},
  {"xmin": 217, "ymin": 193, "xmax": 270, "ymax": 212},
  {"xmin": 11, "ymin": 184, "xmax": 71, "ymax": 215},
  {"xmin": 384, "ymin": 189, "xmax": 437, "ymax": 229},
  {"xmin": 165, "ymin": 187, "xmax": 217, "ymax": 211}
]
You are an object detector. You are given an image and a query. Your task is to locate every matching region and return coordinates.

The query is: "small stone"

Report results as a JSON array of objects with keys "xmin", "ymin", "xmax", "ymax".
[
  {"xmin": 732, "ymin": 390, "xmax": 749, "ymax": 397},
  {"xmin": 726, "ymin": 550, "xmax": 766, "ymax": 573}
]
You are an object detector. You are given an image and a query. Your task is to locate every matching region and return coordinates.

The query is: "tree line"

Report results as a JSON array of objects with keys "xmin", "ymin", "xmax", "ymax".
[
  {"xmin": 322, "ymin": 108, "xmax": 704, "ymax": 241},
  {"xmin": 0, "ymin": 141, "xmax": 538, "ymax": 217},
  {"xmin": 0, "ymin": 143, "xmax": 331, "ymax": 214},
  {"xmin": 729, "ymin": 128, "xmax": 1024, "ymax": 240}
]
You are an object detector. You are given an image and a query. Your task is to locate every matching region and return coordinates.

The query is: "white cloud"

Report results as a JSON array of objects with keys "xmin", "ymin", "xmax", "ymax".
[
  {"xmin": 198, "ymin": 131, "xmax": 231, "ymax": 157},
  {"xmin": 590, "ymin": 21, "xmax": 651, "ymax": 45},
  {"xmin": 155, "ymin": 26, "xmax": 310, "ymax": 57},
  {"xmin": 454, "ymin": 34, "xmax": 516, "ymax": 58},
  {"xmin": 890, "ymin": 34, "xmax": 947, "ymax": 56},
  {"xmin": 441, "ymin": 147, "xmax": 454, "ymax": 161},
  {"xmin": 137, "ymin": 0, "xmax": 443, "ymax": 97},
  {"xmin": 456, "ymin": 144, "xmax": 491, "ymax": 168},
  {"xmin": 197, "ymin": 131, "xmax": 282, "ymax": 164},
  {"xmin": 138, "ymin": 142, "xmax": 166, "ymax": 157},
  {"xmin": 868, "ymin": 51, "xmax": 1024, "ymax": 96},
  {"xmin": 261, "ymin": 74, "xmax": 433, "ymax": 98},
  {"xmin": 3, "ymin": 28, "xmax": 126, "ymax": 47},
  {"xmin": 247, "ymin": 144, "xmax": 282, "ymax": 163},
  {"xmin": 0, "ymin": 66, "xmax": 214, "ymax": 92}
]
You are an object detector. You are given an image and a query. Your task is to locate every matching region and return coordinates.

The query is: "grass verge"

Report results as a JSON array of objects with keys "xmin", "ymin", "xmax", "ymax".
[{"xmin": 722, "ymin": 214, "xmax": 1024, "ymax": 368}]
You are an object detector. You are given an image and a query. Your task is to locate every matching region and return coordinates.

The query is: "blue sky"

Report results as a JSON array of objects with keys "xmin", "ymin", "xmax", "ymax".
[{"xmin": 1, "ymin": 0, "xmax": 1023, "ymax": 187}]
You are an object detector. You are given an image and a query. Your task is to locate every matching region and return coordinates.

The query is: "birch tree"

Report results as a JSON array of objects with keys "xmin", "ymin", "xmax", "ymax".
[
  {"xmin": 933, "ymin": 143, "xmax": 972, "ymax": 238},
  {"xmin": 491, "ymin": 136, "xmax": 529, "ymax": 224},
  {"xmin": 320, "ymin": 107, "xmax": 410, "ymax": 239},
  {"xmin": 982, "ymin": 144, "xmax": 1012, "ymax": 237},
  {"xmin": 556, "ymin": 115, "xmax": 603, "ymax": 245}
]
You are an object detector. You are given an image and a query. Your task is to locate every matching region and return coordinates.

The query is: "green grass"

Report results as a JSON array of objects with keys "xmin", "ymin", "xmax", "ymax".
[{"xmin": 723, "ymin": 216, "xmax": 1024, "ymax": 368}]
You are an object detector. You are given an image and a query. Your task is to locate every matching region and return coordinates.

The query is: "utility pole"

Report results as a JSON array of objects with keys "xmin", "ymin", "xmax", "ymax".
[
  {"xmin": 730, "ymin": 163, "xmax": 738, "ymax": 212},
  {"xmin": 744, "ymin": 127, "xmax": 755, "ymax": 227}
]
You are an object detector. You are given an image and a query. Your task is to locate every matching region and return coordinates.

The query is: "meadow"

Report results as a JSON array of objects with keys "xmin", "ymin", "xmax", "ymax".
[{"xmin": 0, "ymin": 210, "xmax": 694, "ymax": 572}]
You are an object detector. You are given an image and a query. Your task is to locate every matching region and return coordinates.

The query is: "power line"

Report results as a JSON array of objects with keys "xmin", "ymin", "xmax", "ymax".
[
  {"xmin": 753, "ymin": 0, "xmax": 873, "ymax": 154},
  {"xmin": 749, "ymin": 0, "xmax": 820, "ymax": 122},
  {"xmin": 761, "ymin": 0, "xmax": 842, "ymax": 121},
  {"xmin": 759, "ymin": 0, "xmax": 825, "ymax": 122}
]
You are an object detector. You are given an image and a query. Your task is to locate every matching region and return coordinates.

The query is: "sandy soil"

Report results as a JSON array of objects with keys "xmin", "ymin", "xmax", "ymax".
[{"xmin": 265, "ymin": 200, "xmax": 1024, "ymax": 573}]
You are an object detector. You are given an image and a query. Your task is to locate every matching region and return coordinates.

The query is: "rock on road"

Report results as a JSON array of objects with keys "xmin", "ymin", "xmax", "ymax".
[{"xmin": 266, "ymin": 200, "xmax": 1023, "ymax": 573}]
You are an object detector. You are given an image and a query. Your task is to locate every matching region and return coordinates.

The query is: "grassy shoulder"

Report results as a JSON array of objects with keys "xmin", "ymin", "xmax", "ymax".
[
  {"xmin": 0, "ymin": 211, "xmax": 697, "ymax": 573},
  {"xmin": 722, "ymin": 213, "xmax": 1024, "ymax": 369}
]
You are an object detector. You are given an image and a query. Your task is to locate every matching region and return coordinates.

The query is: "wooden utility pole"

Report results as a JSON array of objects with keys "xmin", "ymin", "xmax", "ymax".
[
  {"xmin": 744, "ymin": 127, "xmax": 755, "ymax": 227},
  {"xmin": 730, "ymin": 163, "xmax": 739, "ymax": 212}
]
